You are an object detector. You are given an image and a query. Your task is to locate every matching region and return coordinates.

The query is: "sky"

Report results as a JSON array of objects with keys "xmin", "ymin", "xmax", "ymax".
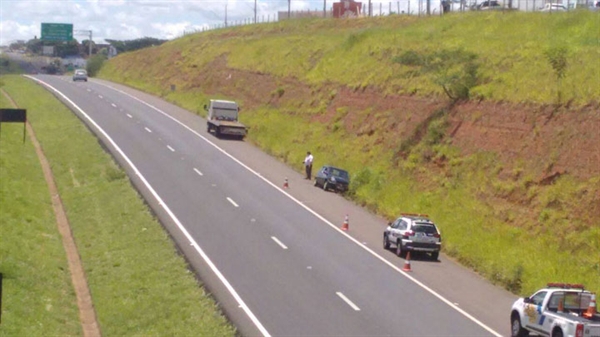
[{"xmin": 0, "ymin": 0, "xmax": 334, "ymax": 46}]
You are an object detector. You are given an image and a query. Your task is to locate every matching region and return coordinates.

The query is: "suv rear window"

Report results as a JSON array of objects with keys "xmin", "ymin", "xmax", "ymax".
[{"xmin": 412, "ymin": 223, "xmax": 438, "ymax": 234}]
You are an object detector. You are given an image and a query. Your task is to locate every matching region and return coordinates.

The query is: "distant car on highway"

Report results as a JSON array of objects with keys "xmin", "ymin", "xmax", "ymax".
[
  {"xmin": 540, "ymin": 3, "xmax": 567, "ymax": 11},
  {"xmin": 313, "ymin": 165, "xmax": 350, "ymax": 193},
  {"xmin": 383, "ymin": 214, "xmax": 442, "ymax": 260},
  {"xmin": 72, "ymin": 69, "xmax": 88, "ymax": 82},
  {"xmin": 475, "ymin": 0, "xmax": 502, "ymax": 10}
]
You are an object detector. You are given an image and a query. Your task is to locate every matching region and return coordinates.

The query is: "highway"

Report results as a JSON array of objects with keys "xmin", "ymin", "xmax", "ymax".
[{"xmin": 29, "ymin": 74, "xmax": 516, "ymax": 336}]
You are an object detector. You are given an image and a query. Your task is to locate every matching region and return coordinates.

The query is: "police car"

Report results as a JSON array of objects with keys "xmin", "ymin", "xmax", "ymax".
[
  {"xmin": 383, "ymin": 214, "xmax": 442, "ymax": 261},
  {"xmin": 510, "ymin": 283, "xmax": 600, "ymax": 337}
]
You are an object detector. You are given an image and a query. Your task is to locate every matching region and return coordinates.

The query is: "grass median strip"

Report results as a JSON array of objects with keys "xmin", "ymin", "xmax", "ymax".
[
  {"xmin": 0, "ymin": 89, "xmax": 81, "ymax": 336},
  {"xmin": 1, "ymin": 75, "xmax": 236, "ymax": 335}
]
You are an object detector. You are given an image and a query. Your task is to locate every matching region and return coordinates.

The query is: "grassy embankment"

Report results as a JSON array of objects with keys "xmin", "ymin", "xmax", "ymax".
[
  {"xmin": 99, "ymin": 11, "xmax": 599, "ymax": 295},
  {"xmin": 0, "ymin": 75, "xmax": 235, "ymax": 335}
]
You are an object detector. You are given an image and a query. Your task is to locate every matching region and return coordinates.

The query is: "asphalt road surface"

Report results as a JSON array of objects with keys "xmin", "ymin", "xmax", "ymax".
[{"xmin": 28, "ymin": 74, "xmax": 518, "ymax": 336}]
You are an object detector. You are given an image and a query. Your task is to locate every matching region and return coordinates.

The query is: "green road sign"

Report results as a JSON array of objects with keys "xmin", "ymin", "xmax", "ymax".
[{"xmin": 41, "ymin": 23, "xmax": 73, "ymax": 41}]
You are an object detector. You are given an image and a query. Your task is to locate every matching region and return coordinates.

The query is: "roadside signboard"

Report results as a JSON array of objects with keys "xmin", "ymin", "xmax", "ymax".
[
  {"xmin": 41, "ymin": 23, "xmax": 73, "ymax": 41},
  {"xmin": 0, "ymin": 109, "xmax": 27, "ymax": 143}
]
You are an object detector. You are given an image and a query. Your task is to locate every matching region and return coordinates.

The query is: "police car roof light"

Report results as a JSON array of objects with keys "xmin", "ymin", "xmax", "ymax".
[
  {"xmin": 547, "ymin": 283, "xmax": 585, "ymax": 289},
  {"xmin": 401, "ymin": 213, "xmax": 430, "ymax": 218}
]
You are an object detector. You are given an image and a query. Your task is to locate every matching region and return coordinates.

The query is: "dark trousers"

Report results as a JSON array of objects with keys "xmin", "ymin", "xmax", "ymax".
[{"xmin": 305, "ymin": 164, "xmax": 312, "ymax": 179}]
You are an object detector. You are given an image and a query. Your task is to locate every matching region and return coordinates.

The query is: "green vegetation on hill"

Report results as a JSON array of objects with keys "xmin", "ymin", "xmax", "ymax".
[
  {"xmin": 0, "ymin": 76, "xmax": 235, "ymax": 336},
  {"xmin": 99, "ymin": 11, "xmax": 599, "ymax": 295}
]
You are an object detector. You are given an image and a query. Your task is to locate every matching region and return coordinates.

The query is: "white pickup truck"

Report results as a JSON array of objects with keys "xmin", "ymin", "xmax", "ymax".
[
  {"xmin": 511, "ymin": 283, "xmax": 600, "ymax": 337},
  {"xmin": 204, "ymin": 99, "xmax": 247, "ymax": 139}
]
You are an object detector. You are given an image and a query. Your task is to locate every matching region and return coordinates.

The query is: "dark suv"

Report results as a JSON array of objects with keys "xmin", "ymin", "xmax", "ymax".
[{"xmin": 383, "ymin": 214, "xmax": 442, "ymax": 260}]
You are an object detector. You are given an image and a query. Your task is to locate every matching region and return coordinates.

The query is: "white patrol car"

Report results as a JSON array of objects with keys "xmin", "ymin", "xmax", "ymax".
[
  {"xmin": 510, "ymin": 283, "xmax": 600, "ymax": 337},
  {"xmin": 383, "ymin": 213, "xmax": 442, "ymax": 261}
]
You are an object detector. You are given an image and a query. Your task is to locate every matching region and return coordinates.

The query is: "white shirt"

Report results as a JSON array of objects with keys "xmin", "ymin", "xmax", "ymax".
[{"xmin": 304, "ymin": 154, "xmax": 313, "ymax": 166}]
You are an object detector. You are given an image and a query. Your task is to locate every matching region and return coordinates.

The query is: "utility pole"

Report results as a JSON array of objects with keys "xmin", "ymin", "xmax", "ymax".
[
  {"xmin": 74, "ymin": 30, "xmax": 92, "ymax": 57},
  {"xmin": 323, "ymin": 0, "xmax": 326, "ymax": 17},
  {"xmin": 225, "ymin": 3, "xmax": 228, "ymax": 27},
  {"xmin": 288, "ymin": 0, "xmax": 291, "ymax": 19},
  {"xmin": 254, "ymin": 0, "xmax": 257, "ymax": 23}
]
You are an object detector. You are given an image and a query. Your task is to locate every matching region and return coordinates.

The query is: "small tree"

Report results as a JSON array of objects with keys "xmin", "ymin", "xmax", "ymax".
[
  {"xmin": 393, "ymin": 48, "xmax": 479, "ymax": 102},
  {"xmin": 86, "ymin": 53, "xmax": 107, "ymax": 77},
  {"xmin": 544, "ymin": 46, "xmax": 569, "ymax": 105}
]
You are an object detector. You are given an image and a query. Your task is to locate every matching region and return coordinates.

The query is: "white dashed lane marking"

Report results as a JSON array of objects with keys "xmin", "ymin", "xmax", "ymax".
[
  {"xmin": 111, "ymin": 103, "xmax": 117, "ymax": 108},
  {"xmin": 336, "ymin": 292, "xmax": 360, "ymax": 311},
  {"xmin": 194, "ymin": 168, "xmax": 203, "ymax": 176},
  {"xmin": 126, "ymin": 114, "xmax": 132, "ymax": 118},
  {"xmin": 98, "ymin": 95, "xmax": 103, "ymax": 99},
  {"xmin": 271, "ymin": 236, "xmax": 288, "ymax": 250},
  {"xmin": 227, "ymin": 197, "xmax": 239, "ymax": 208},
  {"xmin": 167, "ymin": 145, "xmax": 175, "ymax": 152},
  {"xmin": 145, "ymin": 127, "xmax": 152, "ymax": 133}
]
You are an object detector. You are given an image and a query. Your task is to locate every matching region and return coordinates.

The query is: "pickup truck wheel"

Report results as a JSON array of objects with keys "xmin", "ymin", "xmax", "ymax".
[
  {"xmin": 431, "ymin": 252, "xmax": 439, "ymax": 261},
  {"xmin": 383, "ymin": 235, "xmax": 390, "ymax": 250},
  {"xmin": 396, "ymin": 241, "xmax": 403, "ymax": 257},
  {"xmin": 216, "ymin": 127, "xmax": 221, "ymax": 138},
  {"xmin": 552, "ymin": 329, "xmax": 563, "ymax": 337},
  {"xmin": 323, "ymin": 182, "xmax": 328, "ymax": 191},
  {"xmin": 314, "ymin": 179, "xmax": 319, "ymax": 187},
  {"xmin": 510, "ymin": 314, "xmax": 528, "ymax": 337}
]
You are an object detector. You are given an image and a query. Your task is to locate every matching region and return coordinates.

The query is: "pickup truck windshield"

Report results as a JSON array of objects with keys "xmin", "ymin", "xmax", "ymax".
[{"xmin": 213, "ymin": 108, "xmax": 238, "ymax": 121}]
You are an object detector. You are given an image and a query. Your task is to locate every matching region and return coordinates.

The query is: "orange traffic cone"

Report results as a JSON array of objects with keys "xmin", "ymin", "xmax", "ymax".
[
  {"xmin": 584, "ymin": 294, "xmax": 597, "ymax": 319},
  {"xmin": 341, "ymin": 215, "xmax": 349, "ymax": 231},
  {"xmin": 283, "ymin": 178, "xmax": 289, "ymax": 189},
  {"xmin": 558, "ymin": 298, "xmax": 564, "ymax": 313},
  {"xmin": 402, "ymin": 251, "xmax": 412, "ymax": 272}
]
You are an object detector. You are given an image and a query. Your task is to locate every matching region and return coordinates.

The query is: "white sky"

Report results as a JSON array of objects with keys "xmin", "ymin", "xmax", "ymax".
[{"xmin": 0, "ymin": 0, "xmax": 333, "ymax": 45}]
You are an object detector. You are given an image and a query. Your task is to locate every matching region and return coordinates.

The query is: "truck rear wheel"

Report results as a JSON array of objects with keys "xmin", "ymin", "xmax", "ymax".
[
  {"xmin": 216, "ymin": 127, "xmax": 221, "ymax": 138},
  {"xmin": 510, "ymin": 314, "xmax": 528, "ymax": 337},
  {"xmin": 551, "ymin": 329, "xmax": 563, "ymax": 337}
]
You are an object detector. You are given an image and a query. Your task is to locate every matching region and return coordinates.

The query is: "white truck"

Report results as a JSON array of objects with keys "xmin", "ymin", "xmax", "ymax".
[
  {"xmin": 204, "ymin": 99, "xmax": 247, "ymax": 139},
  {"xmin": 510, "ymin": 283, "xmax": 600, "ymax": 337}
]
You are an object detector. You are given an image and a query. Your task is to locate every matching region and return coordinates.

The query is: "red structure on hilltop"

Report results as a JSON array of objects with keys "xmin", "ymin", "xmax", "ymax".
[{"xmin": 333, "ymin": 0, "xmax": 363, "ymax": 18}]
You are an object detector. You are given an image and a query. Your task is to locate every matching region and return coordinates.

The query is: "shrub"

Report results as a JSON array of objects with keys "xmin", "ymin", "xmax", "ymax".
[
  {"xmin": 87, "ymin": 54, "xmax": 108, "ymax": 77},
  {"xmin": 393, "ymin": 49, "xmax": 480, "ymax": 101},
  {"xmin": 544, "ymin": 46, "xmax": 569, "ymax": 104}
]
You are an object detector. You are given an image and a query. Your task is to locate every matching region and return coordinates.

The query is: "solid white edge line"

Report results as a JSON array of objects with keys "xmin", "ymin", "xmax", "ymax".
[
  {"xmin": 167, "ymin": 145, "xmax": 175, "ymax": 152},
  {"xmin": 336, "ymin": 292, "xmax": 360, "ymax": 311},
  {"xmin": 270, "ymin": 236, "xmax": 288, "ymax": 250},
  {"xmin": 227, "ymin": 197, "xmax": 239, "ymax": 208},
  {"xmin": 194, "ymin": 168, "xmax": 203, "ymax": 176},
  {"xmin": 145, "ymin": 127, "xmax": 152, "ymax": 133},
  {"xmin": 94, "ymin": 80, "xmax": 502, "ymax": 337},
  {"xmin": 24, "ymin": 75, "xmax": 272, "ymax": 337}
]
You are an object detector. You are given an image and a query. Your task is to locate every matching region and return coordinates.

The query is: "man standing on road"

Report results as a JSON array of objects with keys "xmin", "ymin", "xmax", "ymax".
[{"xmin": 304, "ymin": 151, "xmax": 314, "ymax": 180}]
